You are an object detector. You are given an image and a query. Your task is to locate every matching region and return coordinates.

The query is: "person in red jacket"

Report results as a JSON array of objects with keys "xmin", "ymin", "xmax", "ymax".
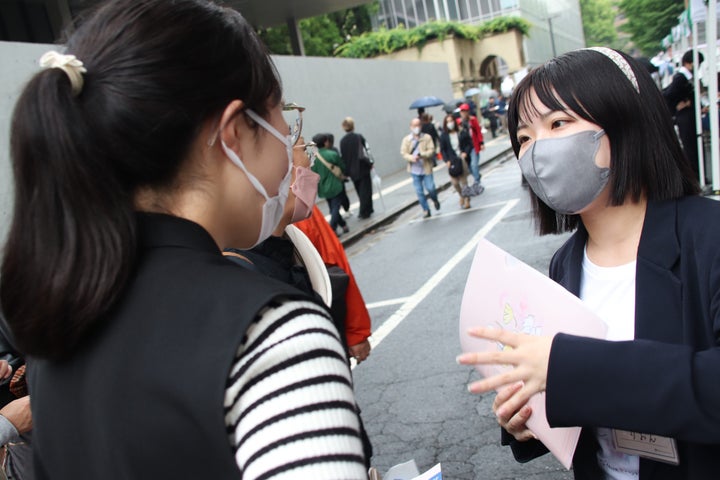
[{"xmin": 459, "ymin": 103, "xmax": 485, "ymax": 191}]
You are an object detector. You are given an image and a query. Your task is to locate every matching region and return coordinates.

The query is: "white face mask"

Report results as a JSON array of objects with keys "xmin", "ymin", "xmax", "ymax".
[
  {"xmin": 220, "ymin": 108, "xmax": 293, "ymax": 247},
  {"xmin": 446, "ymin": 122, "xmax": 455, "ymax": 130},
  {"xmin": 412, "ymin": 126, "xmax": 421, "ymax": 135}
]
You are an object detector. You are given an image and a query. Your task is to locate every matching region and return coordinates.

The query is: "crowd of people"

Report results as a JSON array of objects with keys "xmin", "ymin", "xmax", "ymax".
[{"xmin": 0, "ymin": 0, "xmax": 718, "ymax": 478}]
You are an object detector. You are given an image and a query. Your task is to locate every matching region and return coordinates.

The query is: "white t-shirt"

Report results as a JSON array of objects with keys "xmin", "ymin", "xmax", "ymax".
[
  {"xmin": 580, "ymin": 247, "xmax": 639, "ymax": 479},
  {"xmin": 449, "ymin": 131, "xmax": 460, "ymax": 154}
]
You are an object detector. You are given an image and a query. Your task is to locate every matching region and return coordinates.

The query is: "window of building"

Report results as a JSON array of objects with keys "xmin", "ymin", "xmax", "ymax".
[
  {"xmin": 469, "ymin": 0, "xmax": 480, "ymax": 19},
  {"xmin": 447, "ymin": 0, "xmax": 459, "ymax": 20},
  {"xmin": 425, "ymin": 0, "xmax": 438, "ymax": 20}
]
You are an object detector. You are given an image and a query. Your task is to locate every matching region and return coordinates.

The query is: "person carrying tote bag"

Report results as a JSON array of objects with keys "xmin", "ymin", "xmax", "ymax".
[
  {"xmin": 311, "ymin": 133, "xmax": 350, "ymax": 236},
  {"xmin": 439, "ymin": 114, "xmax": 473, "ymax": 209}
]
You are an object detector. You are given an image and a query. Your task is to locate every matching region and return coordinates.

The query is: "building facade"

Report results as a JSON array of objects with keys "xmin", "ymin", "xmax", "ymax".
[{"xmin": 376, "ymin": 0, "xmax": 586, "ymax": 69}]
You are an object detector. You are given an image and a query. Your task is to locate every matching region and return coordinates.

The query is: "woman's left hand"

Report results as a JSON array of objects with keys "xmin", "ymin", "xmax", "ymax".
[
  {"xmin": 348, "ymin": 339, "xmax": 371, "ymax": 364},
  {"xmin": 456, "ymin": 327, "xmax": 554, "ymax": 419}
]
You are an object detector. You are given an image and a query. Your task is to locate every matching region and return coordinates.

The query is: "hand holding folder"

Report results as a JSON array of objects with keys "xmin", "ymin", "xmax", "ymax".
[{"xmin": 457, "ymin": 239, "xmax": 607, "ymax": 469}]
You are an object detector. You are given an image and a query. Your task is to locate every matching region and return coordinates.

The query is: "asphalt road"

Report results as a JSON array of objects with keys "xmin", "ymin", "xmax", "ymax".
[{"xmin": 343, "ymin": 156, "xmax": 576, "ymax": 479}]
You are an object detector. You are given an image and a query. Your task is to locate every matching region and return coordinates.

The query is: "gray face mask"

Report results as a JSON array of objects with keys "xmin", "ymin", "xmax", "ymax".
[{"xmin": 518, "ymin": 129, "xmax": 609, "ymax": 214}]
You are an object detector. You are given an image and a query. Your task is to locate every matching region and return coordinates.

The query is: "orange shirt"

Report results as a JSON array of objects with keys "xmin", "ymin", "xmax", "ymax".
[{"xmin": 295, "ymin": 205, "xmax": 371, "ymax": 347}]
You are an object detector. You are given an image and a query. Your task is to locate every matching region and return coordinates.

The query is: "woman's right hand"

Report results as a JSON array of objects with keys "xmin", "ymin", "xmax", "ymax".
[{"xmin": 493, "ymin": 382, "xmax": 536, "ymax": 442}]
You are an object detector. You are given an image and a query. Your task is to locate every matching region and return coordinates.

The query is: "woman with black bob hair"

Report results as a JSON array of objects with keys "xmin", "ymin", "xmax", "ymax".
[
  {"xmin": 0, "ymin": 0, "xmax": 367, "ymax": 477},
  {"xmin": 458, "ymin": 48, "xmax": 720, "ymax": 478}
]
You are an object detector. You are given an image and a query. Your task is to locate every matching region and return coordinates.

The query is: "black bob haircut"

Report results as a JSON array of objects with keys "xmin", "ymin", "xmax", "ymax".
[{"xmin": 508, "ymin": 48, "xmax": 699, "ymax": 235}]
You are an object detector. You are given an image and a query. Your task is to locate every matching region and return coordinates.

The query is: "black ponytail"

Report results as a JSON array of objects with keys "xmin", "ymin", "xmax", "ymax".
[{"xmin": 3, "ymin": 68, "xmax": 137, "ymax": 359}]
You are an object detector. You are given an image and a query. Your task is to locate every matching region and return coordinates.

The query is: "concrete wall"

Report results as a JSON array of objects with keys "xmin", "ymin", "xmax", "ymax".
[{"xmin": 0, "ymin": 41, "xmax": 453, "ymax": 243}]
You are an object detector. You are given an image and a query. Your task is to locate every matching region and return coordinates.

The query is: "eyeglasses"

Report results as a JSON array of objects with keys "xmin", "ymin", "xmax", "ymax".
[
  {"xmin": 294, "ymin": 141, "xmax": 318, "ymax": 167},
  {"xmin": 283, "ymin": 102, "xmax": 305, "ymax": 146}
]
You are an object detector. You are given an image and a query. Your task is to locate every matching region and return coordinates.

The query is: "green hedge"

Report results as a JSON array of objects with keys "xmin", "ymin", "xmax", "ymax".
[{"xmin": 334, "ymin": 17, "xmax": 531, "ymax": 58}]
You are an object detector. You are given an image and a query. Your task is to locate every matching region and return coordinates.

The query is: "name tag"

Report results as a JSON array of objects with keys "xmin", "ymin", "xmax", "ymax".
[{"xmin": 612, "ymin": 429, "xmax": 679, "ymax": 465}]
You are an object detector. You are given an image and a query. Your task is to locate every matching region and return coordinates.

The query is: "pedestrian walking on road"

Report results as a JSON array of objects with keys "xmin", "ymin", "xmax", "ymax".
[
  {"xmin": 312, "ymin": 133, "xmax": 350, "ymax": 236},
  {"xmin": 439, "ymin": 114, "xmax": 472, "ymax": 209},
  {"xmin": 457, "ymin": 47, "xmax": 720, "ymax": 479},
  {"xmin": 420, "ymin": 112, "xmax": 440, "ymax": 159},
  {"xmin": 327, "ymin": 132, "xmax": 351, "ymax": 213},
  {"xmin": 482, "ymin": 96, "xmax": 500, "ymax": 138},
  {"xmin": 459, "ymin": 103, "xmax": 485, "ymax": 189},
  {"xmin": 340, "ymin": 117, "xmax": 375, "ymax": 219},
  {"xmin": 401, "ymin": 117, "xmax": 440, "ymax": 218},
  {"xmin": 0, "ymin": 1, "xmax": 367, "ymax": 478}
]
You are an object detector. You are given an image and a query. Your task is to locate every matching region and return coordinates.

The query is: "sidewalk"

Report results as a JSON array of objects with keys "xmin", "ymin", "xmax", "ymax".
[{"xmin": 322, "ymin": 134, "xmax": 514, "ymax": 247}]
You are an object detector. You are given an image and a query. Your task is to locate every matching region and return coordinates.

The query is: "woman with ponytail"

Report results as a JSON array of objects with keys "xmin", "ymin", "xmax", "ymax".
[{"xmin": 1, "ymin": 1, "xmax": 367, "ymax": 478}]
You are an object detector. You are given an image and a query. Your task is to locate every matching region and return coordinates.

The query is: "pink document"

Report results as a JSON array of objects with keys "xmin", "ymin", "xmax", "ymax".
[{"xmin": 459, "ymin": 239, "xmax": 607, "ymax": 470}]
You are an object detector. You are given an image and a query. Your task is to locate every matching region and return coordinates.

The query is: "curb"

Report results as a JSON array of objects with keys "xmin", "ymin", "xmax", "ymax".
[{"xmin": 340, "ymin": 147, "xmax": 515, "ymax": 248}]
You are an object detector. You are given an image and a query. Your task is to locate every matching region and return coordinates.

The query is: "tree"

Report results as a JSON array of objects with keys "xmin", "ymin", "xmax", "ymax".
[
  {"xmin": 300, "ymin": 16, "xmax": 344, "ymax": 57},
  {"xmin": 580, "ymin": 0, "xmax": 618, "ymax": 47},
  {"xmin": 256, "ymin": 4, "xmax": 376, "ymax": 56},
  {"xmin": 619, "ymin": 0, "xmax": 684, "ymax": 55}
]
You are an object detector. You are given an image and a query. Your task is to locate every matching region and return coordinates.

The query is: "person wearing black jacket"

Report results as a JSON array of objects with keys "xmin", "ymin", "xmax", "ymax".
[
  {"xmin": 663, "ymin": 49, "xmax": 704, "ymax": 184},
  {"xmin": 439, "ymin": 114, "xmax": 473, "ymax": 209},
  {"xmin": 339, "ymin": 117, "xmax": 374, "ymax": 219}
]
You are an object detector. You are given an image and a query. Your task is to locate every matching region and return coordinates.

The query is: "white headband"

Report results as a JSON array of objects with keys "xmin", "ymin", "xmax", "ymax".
[
  {"xmin": 39, "ymin": 51, "xmax": 87, "ymax": 96},
  {"xmin": 585, "ymin": 47, "xmax": 639, "ymax": 93}
]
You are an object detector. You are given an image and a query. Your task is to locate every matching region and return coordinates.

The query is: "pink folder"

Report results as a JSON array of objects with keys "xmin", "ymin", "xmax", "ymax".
[{"xmin": 459, "ymin": 239, "xmax": 607, "ymax": 469}]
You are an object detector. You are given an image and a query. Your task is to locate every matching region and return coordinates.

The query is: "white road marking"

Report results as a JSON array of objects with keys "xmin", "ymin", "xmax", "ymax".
[
  {"xmin": 353, "ymin": 198, "xmax": 519, "ymax": 369},
  {"xmin": 365, "ymin": 297, "xmax": 412, "ymax": 309}
]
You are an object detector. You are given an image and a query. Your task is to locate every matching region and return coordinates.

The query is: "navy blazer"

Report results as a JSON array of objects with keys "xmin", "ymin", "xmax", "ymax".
[{"xmin": 505, "ymin": 196, "xmax": 720, "ymax": 479}]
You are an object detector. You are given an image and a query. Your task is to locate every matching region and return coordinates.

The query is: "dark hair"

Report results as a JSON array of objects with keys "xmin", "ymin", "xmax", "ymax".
[
  {"xmin": 508, "ymin": 48, "xmax": 699, "ymax": 235},
  {"xmin": 682, "ymin": 49, "xmax": 704, "ymax": 65},
  {"xmin": 312, "ymin": 133, "xmax": 328, "ymax": 147},
  {"xmin": 441, "ymin": 114, "xmax": 456, "ymax": 133},
  {"xmin": 1, "ymin": 0, "xmax": 282, "ymax": 359},
  {"xmin": 325, "ymin": 133, "xmax": 335, "ymax": 147}
]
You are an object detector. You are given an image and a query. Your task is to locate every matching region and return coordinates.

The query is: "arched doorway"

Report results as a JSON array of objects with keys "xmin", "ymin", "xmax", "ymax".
[{"xmin": 479, "ymin": 55, "xmax": 509, "ymax": 93}]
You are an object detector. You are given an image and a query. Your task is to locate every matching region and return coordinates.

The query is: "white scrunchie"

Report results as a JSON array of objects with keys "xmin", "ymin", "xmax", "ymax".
[{"xmin": 39, "ymin": 51, "xmax": 87, "ymax": 96}]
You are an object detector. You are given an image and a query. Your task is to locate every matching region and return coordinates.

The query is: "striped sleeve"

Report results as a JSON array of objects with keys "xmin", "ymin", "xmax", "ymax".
[{"xmin": 225, "ymin": 298, "xmax": 367, "ymax": 480}]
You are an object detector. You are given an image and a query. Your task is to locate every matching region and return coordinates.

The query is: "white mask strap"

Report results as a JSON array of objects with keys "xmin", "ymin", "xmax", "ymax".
[
  {"xmin": 245, "ymin": 109, "xmax": 290, "ymax": 144},
  {"xmin": 220, "ymin": 141, "xmax": 270, "ymax": 200}
]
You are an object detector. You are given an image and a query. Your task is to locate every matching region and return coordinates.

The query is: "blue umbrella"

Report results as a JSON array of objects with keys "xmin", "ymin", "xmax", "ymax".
[
  {"xmin": 409, "ymin": 96, "xmax": 445, "ymax": 109},
  {"xmin": 464, "ymin": 87, "xmax": 482, "ymax": 97}
]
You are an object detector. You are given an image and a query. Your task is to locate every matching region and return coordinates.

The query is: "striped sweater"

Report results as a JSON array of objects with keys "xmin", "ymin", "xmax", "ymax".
[{"xmin": 225, "ymin": 298, "xmax": 367, "ymax": 479}]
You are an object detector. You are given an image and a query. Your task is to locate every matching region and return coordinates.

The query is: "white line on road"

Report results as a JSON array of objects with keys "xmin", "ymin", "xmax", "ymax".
[
  {"xmin": 353, "ymin": 198, "xmax": 519, "ymax": 369},
  {"xmin": 365, "ymin": 297, "xmax": 412, "ymax": 309}
]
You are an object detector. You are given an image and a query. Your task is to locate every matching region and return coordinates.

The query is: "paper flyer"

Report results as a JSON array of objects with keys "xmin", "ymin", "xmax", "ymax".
[
  {"xmin": 383, "ymin": 460, "xmax": 442, "ymax": 480},
  {"xmin": 459, "ymin": 239, "xmax": 607, "ymax": 469}
]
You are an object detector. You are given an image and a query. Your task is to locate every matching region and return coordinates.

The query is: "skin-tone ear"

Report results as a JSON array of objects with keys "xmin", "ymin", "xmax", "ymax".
[{"xmin": 217, "ymin": 99, "xmax": 246, "ymax": 152}]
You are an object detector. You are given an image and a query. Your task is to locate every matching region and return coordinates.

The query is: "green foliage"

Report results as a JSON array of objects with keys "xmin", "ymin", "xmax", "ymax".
[
  {"xmin": 257, "ymin": 3, "xmax": 375, "ymax": 56},
  {"xmin": 580, "ymin": 0, "xmax": 618, "ymax": 47},
  {"xmin": 300, "ymin": 16, "xmax": 344, "ymax": 57},
  {"xmin": 619, "ymin": 0, "xmax": 684, "ymax": 55},
  {"xmin": 334, "ymin": 17, "xmax": 531, "ymax": 58},
  {"xmin": 257, "ymin": 25, "xmax": 292, "ymax": 55}
]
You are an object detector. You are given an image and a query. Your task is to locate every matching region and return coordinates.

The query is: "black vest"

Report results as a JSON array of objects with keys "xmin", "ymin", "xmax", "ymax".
[{"xmin": 29, "ymin": 214, "xmax": 307, "ymax": 479}]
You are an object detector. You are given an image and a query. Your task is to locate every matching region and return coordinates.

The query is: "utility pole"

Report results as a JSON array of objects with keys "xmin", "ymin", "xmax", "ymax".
[{"xmin": 547, "ymin": 16, "xmax": 558, "ymax": 58}]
